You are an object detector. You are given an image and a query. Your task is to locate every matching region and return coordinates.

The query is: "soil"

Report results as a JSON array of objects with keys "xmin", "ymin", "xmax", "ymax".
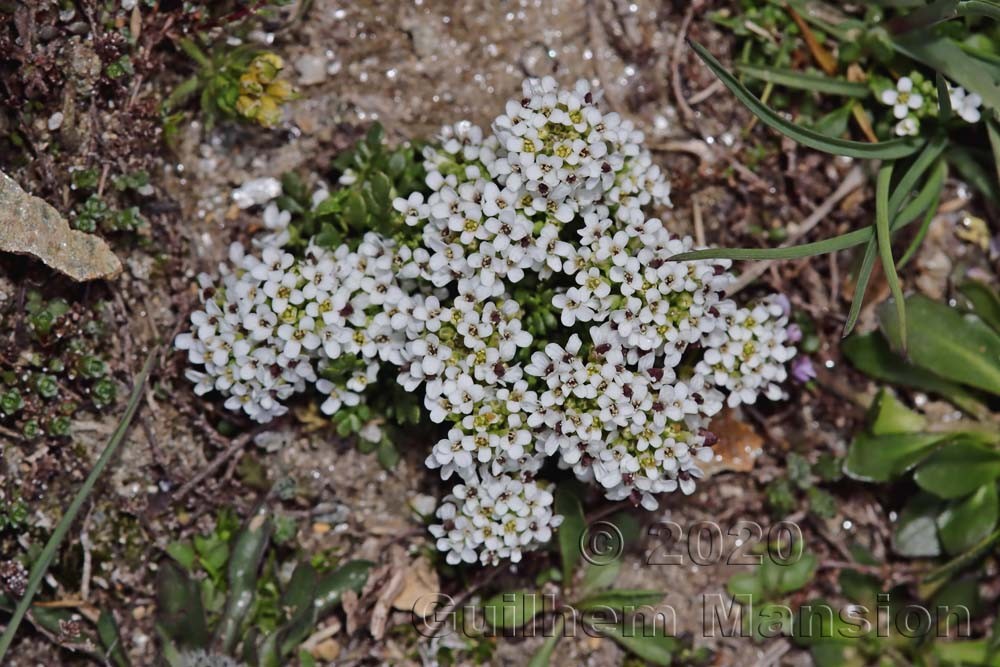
[{"xmin": 0, "ymin": 1, "xmax": 995, "ymax": 666}]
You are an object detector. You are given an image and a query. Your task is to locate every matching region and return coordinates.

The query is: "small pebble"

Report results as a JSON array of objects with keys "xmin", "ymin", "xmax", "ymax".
[
  {"xmin": 296, "ymin": 54, "xmax": 327, "ymax": 86},
  {"xmin": 47, "ymin": 112, "xmax": 64, "ymax": 131}
]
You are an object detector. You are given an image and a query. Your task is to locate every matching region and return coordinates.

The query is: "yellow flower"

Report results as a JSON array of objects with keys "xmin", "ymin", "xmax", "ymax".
[
  {"xmin": 249, "ymin": 53, "xmax": 283, "ymax": 84},
  {"xmin": 235, "ymin": 95, "xmax": 261, "ymax": 119},
  {"xmin": 239, "ymin": 72, "xmax": 263, "ymax": 96},
  {"xmin": 265, "ymin": 79, "xmax": 294, "ymax": 102},
  {"xmin": 256, "ymin": 96, "xmax": 282, "ymax": 127}
]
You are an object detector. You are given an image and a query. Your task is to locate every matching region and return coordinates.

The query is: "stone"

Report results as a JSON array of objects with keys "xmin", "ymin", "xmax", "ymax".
[
  {"xmin": 0, "ymin": 171, "xmax": 121, "ymax": 282},
  {"xmin": 295, "ymin": 54, "xmax": 328, "ymax": 86}
]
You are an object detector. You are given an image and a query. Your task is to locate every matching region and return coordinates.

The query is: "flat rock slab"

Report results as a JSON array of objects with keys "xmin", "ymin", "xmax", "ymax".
[{"xmin": 0, "ymin": 170, "xmax": 121, "ymax": 282}]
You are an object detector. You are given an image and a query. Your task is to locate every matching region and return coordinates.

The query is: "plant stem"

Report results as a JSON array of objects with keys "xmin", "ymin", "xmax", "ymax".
[{"xmin": 0, "ymin": 350, "xmax": 157, "ymax": 660}]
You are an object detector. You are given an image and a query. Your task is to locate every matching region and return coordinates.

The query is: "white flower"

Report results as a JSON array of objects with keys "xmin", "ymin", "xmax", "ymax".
[
  {"xmin": 232, "ymin": 177, "xmax": 282, "ymax": 209},
  {"xmin": 880, "ymin": 77, "xmax": 924, "ymax": 120},
  {"xmin": 894, "ymin": 116, "xmax": 919, "ymax": 137},
  {"xmin": 948, "ymin": 85, "xmax": 982, "ymax": 124}
]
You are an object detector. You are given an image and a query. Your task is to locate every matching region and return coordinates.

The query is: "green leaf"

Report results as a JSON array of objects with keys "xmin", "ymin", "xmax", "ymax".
[
  {"xmin": 213, "ymin": 505, "xmax": 273, "ymax": 654},
  {"xmin": 811, "ymin": 103, "xmax": 855, "ymax": 137},
  {"xmin": 760, "ymin": 552, "xmax": 817, "ymax": 596},
  {"xmin": 889, "ymin": 156, "xmax": 947, "ymax": 230},
  {"xmin": 376, "ymin": 440, "xmax": 400, "ymax": 469},
  {"xmin": 838, "ymin": 569, "xmax": 881, "ymax": 609},
  {"xmin": 554, "ymin": 485, "xmax": 586, "ymax": 585},
  {"xmin": 344, "ymin": 191, "xmax": 367, "ymax": 229},
  {"xmin": 528, "ymin": 616, "xmax": 564, "ymax": 667},
  {"xmin": 913, "ymin": 440, "xmax": 1000, "ymax": 499},
  {"xmin": 934, "ymin": 639, "xmax": 1000, "ymax": 666},
  {"xmin": 867, "ymin": 388, "xmax": 927, "ymax": 434},
  {"xmin": 844, "ymin": 431, "xmax": 949, "ymax": 482},
  {"xmin": 155, "ymin": 560, "xmax": 210, "ymax": 649},
  {"xmin": 97, "ymin": 611, "xmax": 131, "ymax": 667},
  {"xmin": 959, "ymin": 280, "xmax": 1000, "ymax": 333},
  {"xmin": 726, "ymin": 572, "xmax": 763, "ymax": 599},
  {"xmin": 276, "ymin": 562, "xmax": 320, "ymax": 657},
  {"xmin": 988, "ymin": 117, "xmax": 1000, "ymax": 198},
  {"xmin": 891, "ymin": 34, "xmax": 1000, "ymax": 112},
  {"xmin": 843, "ymin": 237, "xmax": 878, "ymax": 337},
  {"xmin": 896, "ymin": 177, "xmax": 942, "ymax": 269},
  {"xmin": 576, "ymin": 589, "xmax": 664, "ymax": 613},
  {"xmin": 735, "ymin": 64, "xmax": 871, "ymax": 97},
  {"xmin": 792, "ymin": 597, "xmax": 865, "ymax": 647},
  {"xmin": 0, "ymin": 351, "xmax": 157, "ymax": 661},
  {"xmin": 925, "ymin": 526, "xmax": 1000, "ymax": 582},
  {"xmin": 878, "ymin": 295, "xmax": 1000, "ymax": 395},
  {"xmin": 894, "ymin": 492, "xmax": 943, "ymax": 558},
  {"xmin": 937, "ymin": 483, "xmax": 999, "ymax": 555},
  {"xmin": 593, "ymin": 622, "xmax": 678, "ymax": 666},
  {"xmin": 481, "ymin": 590, "xmax": 543, "ymax": 630},
  {"xmin": 885, "ymin": 136, "xmax": 944, "ymax": 235},
  {"xmin": 165, "ymin": 540, "xmax": 197, "ymax": 572},
  {"xmin": 937, "ymin": 72, "xmax": 953, "ymax": 122},
  {"xmin": 689, "ymin": 40, "xmax": 922, "ymax": 159},
  {"xmin": 842, "ymin": 332, "xmax": 986, "ymax": 416},
  {"xmin": 315, "ymin": 560, "xmax": 372, "ymax": 615},
  {"xmin": 875, "ymin": 162, "xmax": 906, "ymax": 352},
  {"xmin": 578, "ymin": 559, "xmax": 622, "ymax": 598}
]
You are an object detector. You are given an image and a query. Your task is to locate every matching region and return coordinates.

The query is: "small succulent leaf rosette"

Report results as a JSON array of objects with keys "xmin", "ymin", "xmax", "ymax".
[{"xmin": 176, "ymin": 77, "xmax": 798, "ymax": 566}]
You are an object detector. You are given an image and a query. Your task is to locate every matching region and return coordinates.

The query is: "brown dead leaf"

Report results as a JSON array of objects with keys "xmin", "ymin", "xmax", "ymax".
[
  {"xmin": 786, "ymin": 5, "xmax": 837, "ymax": 75},
  {"xmin": 392, "ymin": 556, "xmax": 440, "ymax": 618},
  {"xmin": 342, "ymin": 589, "xmax": 361, "ymax": 635},
  {"xmin": 701, "ymin": 409, "xmax": 765, "ymax": 476},
  {"xmin": 370, "ymin": 568, "xmax": 406, "ymax": 640}
]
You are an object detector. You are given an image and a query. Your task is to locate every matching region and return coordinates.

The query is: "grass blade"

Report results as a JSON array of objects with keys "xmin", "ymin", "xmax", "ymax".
[
  {"xmin": 888, "ymin": 136, "xmax": 945, "ymax": 216},
  {"xmin": 876, "ymin": 163, "xmax": 907, "ymax": 352},
  {"xmin": 894, "ymin": 159, "xmax": 947, "ymax": 228},
  {"xmin": 735, "ymin": 65, "xmax": 869, "ymax": 97},
  {"xmin": 897, "ymin": 181, "xmax": 943, "ymax": 269},
  {"xmin": 0, "ymin": 350, "xmax": 157, "ymax": 661},
  {"xmin": 689, "ymin": 40, "xmax": 922, "ymax": 159},
  {"xmin": 671, "ymin": 159, "xmax": 946, "ymax": 264},
  {"xmin": 937, "ymin": 73, "xmax": 953, "ymax": 122},
  {"xmin": 988, "ymin": 117, "xmax": 1000, "ymax": 195},
  {"xmin": 844, "ymin": 237, "xmax": 879, "ymax": 337}
]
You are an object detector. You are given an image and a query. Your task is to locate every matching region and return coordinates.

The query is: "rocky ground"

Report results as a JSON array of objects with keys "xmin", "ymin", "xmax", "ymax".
[{"xmin": 0, "ymin": 1, "xmax": 994, "ymax": 665}]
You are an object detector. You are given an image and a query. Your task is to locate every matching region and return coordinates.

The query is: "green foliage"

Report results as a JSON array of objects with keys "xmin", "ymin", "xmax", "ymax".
[
  {"xmin": 765, "ymin": 452, "xmax": 840, "ymax": 520},
  {"xmin": 476, "ymin": 484, "xmax": 711, "ymax": 666},
  {"xmin": 163, "ymin": 39, "xmax": 295, "ymax": 134},
  {"xmin": 0, "ymin": 493, "xmax": 28, "ymax": 532},
  {"xmin": 69, "ymin": 169, "xmax": 149, "ymax": 235},
  {"xmin": 1, "ymin": 292, "xmax": 118, "ymax": 440},
  {"xmin": 277, "ymin": 124, "xmax": 428, "ymax": 252},
  {"xmin": 158, "ymin": 502, "xmax": 372, "ymax": 666},
  {"xmin": 0, "ymin": 352, "xmax": 156, "ymax": 662},
  {"xmin": 682, "ymin": 2, "xmax": 1000, "ymax": 338},
  {"xmin": 837, "ymin": 287, "xmax": 1000, "ymax": 661}
]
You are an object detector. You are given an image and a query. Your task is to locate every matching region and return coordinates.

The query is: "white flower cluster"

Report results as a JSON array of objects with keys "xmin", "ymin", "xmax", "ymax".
[
  {"xmin": 178, "ymin": 76, "xmax": 796, "ymax": 566},
  {"xmin": 428, "ymin": 469, "xmax": 562, "ymax": 566},
  {"xmin": 880, "ymin": 74, "xmax": 983, "ymax": 137},
  {"xmin": 176, "ymin": 230, "xmax": 419, "ymax": 423}
]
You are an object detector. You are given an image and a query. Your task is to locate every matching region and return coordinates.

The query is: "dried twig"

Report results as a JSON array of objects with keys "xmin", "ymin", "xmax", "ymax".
[
  {"xmin": 669, "ymin": 2, "xmax": 704, "ymax": 126},
  {"xmin": 170, "ymin": 422, "xmax": 272, "ymax": 504},
  {"xmin": 728, "ymin": 166, "xmax": 865, "ymax": 295}
]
